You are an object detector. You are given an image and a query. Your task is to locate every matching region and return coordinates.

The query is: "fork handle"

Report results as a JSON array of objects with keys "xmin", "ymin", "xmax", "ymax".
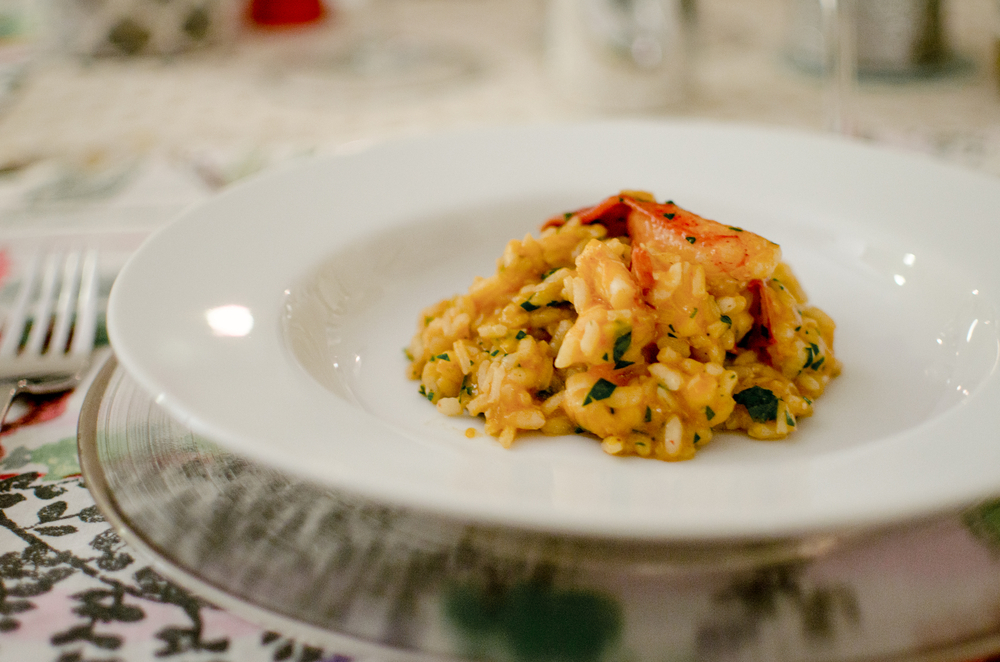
[{"xmin": 0, "ymin": 380, "xmax": 21, "ymax": 433}]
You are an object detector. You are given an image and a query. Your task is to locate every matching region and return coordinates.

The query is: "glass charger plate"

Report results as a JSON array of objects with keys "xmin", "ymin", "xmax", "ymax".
[{"xmin": 79, "ymin": 354, "xmax": 1000, "ymax": 662}]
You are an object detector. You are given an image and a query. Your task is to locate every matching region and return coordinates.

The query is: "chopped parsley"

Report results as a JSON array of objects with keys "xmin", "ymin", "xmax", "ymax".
[
  {"xmin": 663, "ymin": 212, "xmax": 676, "ymax": 220},
  {"xmin": 728, "ymin": 226, "xmax": 743, "ymax": 232},
  {"xmin": 515, "ymin": 330, "xmax": 527, "ymax": 340},
  {"xmin": 583, "ymin": 378, "xmax": 617, "ymax": 405},
  {"xmin": 720, "ymin": 315, "xmax": 732, "ymax": 326},
  {"xmin": 785, "ymin": 411, "xmax": 795, "ymax": 426},
  {"xmin": 803, "ymin": 343, "xmax": 824, "ymax": 371},
  {"xmin": 690, "ymin": 308, "xmax": 698, "ymax": 318},
  {"xmin": 733, "ymin": 386, "xmax": 779, "ymax": 423},
  {"xmin": 434, "ymin": 353, "xmax": 450, "ymax": 361},
  {"xmin": 645, "ymin": 406, "xmax": 652, "ymax": 422},
  {"xmin": 705, "ymin": 405, "xmax": 715, "ymax": 421},
  {"xmin": 520, "ymin": 300, "xmax": 540, "ymax": 312},
  {"xmin": 686, "ymin": 236, "xmax": 696, "ymax": 244},
  {"xmin": 613, "ymin": 330, "xmax": 633, "ymax": 369}
]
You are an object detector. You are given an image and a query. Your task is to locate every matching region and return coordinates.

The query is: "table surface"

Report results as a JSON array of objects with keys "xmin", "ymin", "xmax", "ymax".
[{"xmin": 3, "ymin": 0, "xmax": 1000, "ymax": 660}]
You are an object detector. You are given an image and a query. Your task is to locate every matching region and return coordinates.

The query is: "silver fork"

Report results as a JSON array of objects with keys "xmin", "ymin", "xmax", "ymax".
[{"xmin": 0, "ymin": 248, "xmax": 100, "ymax": 431}]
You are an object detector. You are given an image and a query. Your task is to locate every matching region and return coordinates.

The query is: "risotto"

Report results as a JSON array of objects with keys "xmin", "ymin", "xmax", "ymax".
[{"xmin": 406, "ymin": 192, "xmax": 840, "ymax": 461}]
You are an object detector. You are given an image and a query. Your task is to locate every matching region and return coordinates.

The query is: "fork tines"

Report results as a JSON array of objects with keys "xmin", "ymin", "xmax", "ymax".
[{"xmin": 0, "ymin": 249, "xmax": 99, "ymax": 379}]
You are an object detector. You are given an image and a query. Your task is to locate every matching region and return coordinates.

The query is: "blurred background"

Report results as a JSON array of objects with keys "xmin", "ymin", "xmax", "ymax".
[{"xmin": 0, "ymin": 0, "xmax": 995, "ymax": 235}]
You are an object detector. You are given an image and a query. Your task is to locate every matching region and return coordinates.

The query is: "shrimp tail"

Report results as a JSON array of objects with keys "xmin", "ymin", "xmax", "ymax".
[{"xmin": 542, "ymin": 194, "xmax": 631, "ymax": 236}]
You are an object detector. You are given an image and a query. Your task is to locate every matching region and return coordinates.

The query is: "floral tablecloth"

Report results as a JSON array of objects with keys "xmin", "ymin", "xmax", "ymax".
[{"xmin": 0, "ymin": 379, "xmax": 341, "ymax": 662}]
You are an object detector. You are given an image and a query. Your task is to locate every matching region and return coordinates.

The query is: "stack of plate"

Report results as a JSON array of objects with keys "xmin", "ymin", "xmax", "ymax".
[{"xmin": 83, "ymin": 121, "xmax": 1000, "ymax": 662}]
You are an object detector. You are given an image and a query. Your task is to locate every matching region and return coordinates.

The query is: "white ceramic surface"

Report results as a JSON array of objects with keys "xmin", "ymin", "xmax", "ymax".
[{"xmin": 107, "ymin": 121, "xmax": 1000, "ymax": 540}]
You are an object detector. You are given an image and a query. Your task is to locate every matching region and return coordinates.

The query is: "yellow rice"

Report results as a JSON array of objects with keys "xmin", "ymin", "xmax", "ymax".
[{"xmin": 406, "ymin": 192, "xmax": 840, "ymax": 461}]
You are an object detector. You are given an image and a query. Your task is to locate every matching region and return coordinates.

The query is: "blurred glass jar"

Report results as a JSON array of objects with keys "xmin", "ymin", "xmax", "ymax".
[
  {"xmin": 49, "ymin": 0, "xmax": 242, "ymax": 57},
  {"xmin": 787, "ymin": 0, "xmax": 950, "ymax": 78},
  {"xmin": 545, "ymin": 0, "xmax": 689, "ymax": 112}
]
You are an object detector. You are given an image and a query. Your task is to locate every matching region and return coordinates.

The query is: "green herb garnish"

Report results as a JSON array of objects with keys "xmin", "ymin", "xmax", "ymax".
[
  {"xmin": 733, "ymin": 386, "xmax": 779, "ymax": 423},
  {"xmin": 803, "ymin": 343, "xmax": 825, "ymax": 370},
  {"xmin": 613, "ymin": 330, "xmax": 633, "ymax": 369},
  {"xmin": 583, "ymin": 378, "xmax": 617, "ymax": 405}
]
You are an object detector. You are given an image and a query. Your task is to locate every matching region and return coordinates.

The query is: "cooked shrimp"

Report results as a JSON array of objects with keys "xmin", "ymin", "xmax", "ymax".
[{"xmin": 547, "ymin": 192, "xmax": 781, "ymax": 285}]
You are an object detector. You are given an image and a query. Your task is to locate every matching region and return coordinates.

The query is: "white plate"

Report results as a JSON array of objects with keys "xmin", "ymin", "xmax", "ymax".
[{"xmin": 107, "ymin": 121, "xmax": 1000, "ymax": 541}]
